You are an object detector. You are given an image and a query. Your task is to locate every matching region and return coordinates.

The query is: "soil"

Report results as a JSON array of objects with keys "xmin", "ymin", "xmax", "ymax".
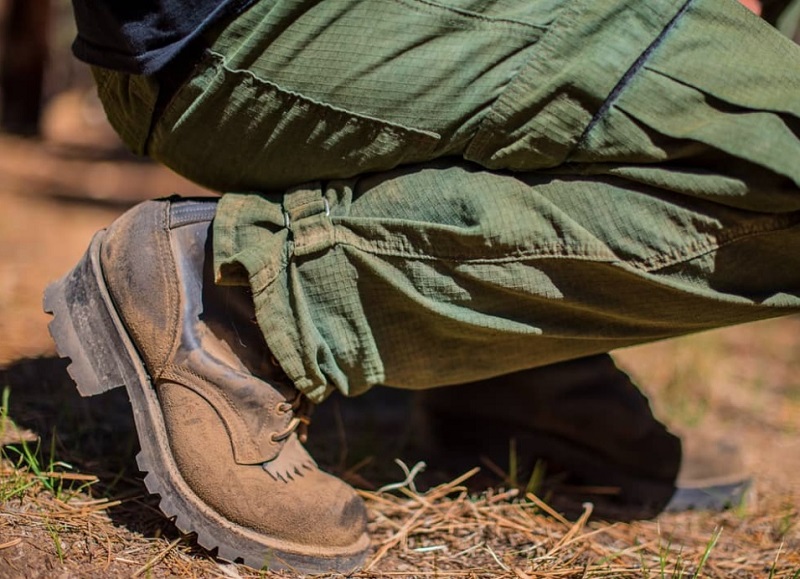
[{"xmin": 0, "ymin": 89, "xmax": 799, "ymax": 578}]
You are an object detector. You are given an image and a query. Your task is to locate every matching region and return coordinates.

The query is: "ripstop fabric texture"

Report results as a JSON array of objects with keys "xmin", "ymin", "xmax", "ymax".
[{"xmin": 92, "ymin": 0, "xmax": 800, "ymax": 402}]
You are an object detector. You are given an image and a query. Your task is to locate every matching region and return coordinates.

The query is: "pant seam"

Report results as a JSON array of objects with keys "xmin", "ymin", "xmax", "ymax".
[
  {"xmin": 207, "ymin": 49, "xmax": 442, "ymax": 143},
  {"xmin": 637, "ymin": 213, "xmax": 800, "ymax": 272},
  {"xmin": 332, "ymin": 230, "xmax": 616, "ymax": 263}
]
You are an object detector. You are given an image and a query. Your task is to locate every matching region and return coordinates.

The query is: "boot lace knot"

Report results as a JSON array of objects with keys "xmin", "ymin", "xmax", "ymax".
[{"xmin": 272, "ymin": 391, "xmax": 312, "ymax": 443}]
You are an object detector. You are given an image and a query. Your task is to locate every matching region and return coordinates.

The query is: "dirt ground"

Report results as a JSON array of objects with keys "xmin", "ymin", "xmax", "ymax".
[{"xmin": 0, "ymin": 90, "xmax": 799, "ymax": 578}]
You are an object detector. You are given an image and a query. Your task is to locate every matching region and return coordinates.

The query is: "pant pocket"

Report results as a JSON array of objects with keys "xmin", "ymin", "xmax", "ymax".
[{"xmin": 148, "ymin": 52, "xmax": 442, "ymax": 192}]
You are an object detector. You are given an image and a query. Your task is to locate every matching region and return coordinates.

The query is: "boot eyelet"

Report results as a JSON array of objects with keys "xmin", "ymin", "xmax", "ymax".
[{"xmin": 275, "ymin": 402, "xmax": 292, "ymax": 415}]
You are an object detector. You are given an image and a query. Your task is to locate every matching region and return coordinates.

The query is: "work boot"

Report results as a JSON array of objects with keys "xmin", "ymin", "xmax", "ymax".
[
  {"xmin": 43, "ymin": 197, "xmax": 370, "ymax": 573},
  {"xmin": 417, "ymin": 354, "xmax": 749, "ymax": 518}
]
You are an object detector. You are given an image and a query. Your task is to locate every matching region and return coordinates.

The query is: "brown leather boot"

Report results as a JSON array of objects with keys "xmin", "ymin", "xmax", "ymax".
[
  {"xmin": 43, "ymin": 198, "xmax": 369, "ymax": 573},
  {"xmin": 417, "ymin": 354, "xmax": 749, "ymax": 518}
]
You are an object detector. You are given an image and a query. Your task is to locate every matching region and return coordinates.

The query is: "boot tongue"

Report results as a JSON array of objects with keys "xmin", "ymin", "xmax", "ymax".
[{"xmin": 171, "ymin": 221, "xmax": 317, "ymax": 468}]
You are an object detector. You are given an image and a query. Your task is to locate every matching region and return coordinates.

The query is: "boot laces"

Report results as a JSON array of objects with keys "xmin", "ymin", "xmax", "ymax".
[
  {"xmin": 272, "ymin": 391, "xmax": 313, "ymax": 443},
  {"xmin": 267, "ymin": 355, "xmax": 313, "ymax": 443}
]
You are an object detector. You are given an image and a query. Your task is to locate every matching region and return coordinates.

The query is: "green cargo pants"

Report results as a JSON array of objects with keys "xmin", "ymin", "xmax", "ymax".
[{"xmin": 93, "ymin": 0, "xmax": 800, "ymax": 402}]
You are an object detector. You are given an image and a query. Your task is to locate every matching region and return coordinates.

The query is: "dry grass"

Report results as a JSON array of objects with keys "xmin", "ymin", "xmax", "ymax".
[
  {"xmin": 0, "ymin": 449, "xmax": 798, "ymax": 578},
  {"xmin": 1, "ymin": 317, "xmax": 800, "ymax": 577}
]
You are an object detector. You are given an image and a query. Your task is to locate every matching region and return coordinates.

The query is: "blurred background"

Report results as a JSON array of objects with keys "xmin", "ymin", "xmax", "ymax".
[
  {"xmin": 0, "ymin": 0, "xmax": 209, "ymax": 363},
  {"xmin": 1, "ymin": 0, "xmax": 81, "ymax": 137}
]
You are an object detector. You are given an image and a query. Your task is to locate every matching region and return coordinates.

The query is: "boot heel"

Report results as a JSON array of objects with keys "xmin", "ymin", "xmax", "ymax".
[{"xmin": 43, "ymin": 232, "xmax": 141, "ymax": 397}]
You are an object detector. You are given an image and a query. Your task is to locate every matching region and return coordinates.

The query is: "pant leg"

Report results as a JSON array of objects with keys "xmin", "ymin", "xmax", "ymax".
[
  {"xmin": 201, "ymin": 0, "xmax": 799, "ymax": 403},
  {"xmin": 213, "ymin": 161, "xmax": 800, "ymax": 402},
  {"xmin": 141, "ymin": 0, "xmax": 562, "ymax": 190},
  {"xmin": 95, "ymin": 0, "xmax": 700, "ymax": 191},
  {"xmin": 92, "ymin": 0, "xmax": 800, "ymax": 204},
  {"xmin": 88, "ymin": 0, "xmax": 800, "ymax": 402}
]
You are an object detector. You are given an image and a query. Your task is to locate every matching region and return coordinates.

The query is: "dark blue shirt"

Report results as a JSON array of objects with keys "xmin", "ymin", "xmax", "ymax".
[{"xmin": 71, "ymin": 0, "xmax": 256, "ymax": 75}]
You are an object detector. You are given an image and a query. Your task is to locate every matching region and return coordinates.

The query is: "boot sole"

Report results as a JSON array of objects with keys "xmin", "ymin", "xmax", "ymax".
[{"xmin": 43, "ymin": 231, "xmax": 370, "ymax": 573}]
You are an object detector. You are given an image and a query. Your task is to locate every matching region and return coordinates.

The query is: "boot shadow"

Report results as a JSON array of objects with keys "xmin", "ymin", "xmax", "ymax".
[
  {"xmin": 0, "ymin": 357, "xmax": 172, "ymax": 539},
  {"xmin": 309, "ymin": 385, "xmax": 679, "ymax": 522}
]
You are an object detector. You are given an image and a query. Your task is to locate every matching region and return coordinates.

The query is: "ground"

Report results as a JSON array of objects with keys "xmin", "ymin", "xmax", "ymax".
[{"xmin": 0, "ymin": 89, "xmax": 799, "ymax": 578}]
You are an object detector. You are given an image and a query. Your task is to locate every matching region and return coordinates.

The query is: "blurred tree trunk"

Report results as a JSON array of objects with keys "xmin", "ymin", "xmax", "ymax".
[{"xmin": 1, "ymin": 0, "xmax": 49, "ymax": 136}]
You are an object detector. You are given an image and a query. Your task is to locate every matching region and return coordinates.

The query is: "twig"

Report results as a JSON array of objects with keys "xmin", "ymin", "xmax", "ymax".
[
  {"xmin": 131, "ymin": 537, "xmax": 182, "ymax": 577},
  {"xmin": 525, "ymin": 492, "xmax": 571, "ymax": 527},
  {"xmin": 39, "ymin": 471, "xmax": 98, "ymax": 481},
  {"xmin": 486, "ymin": 488, "xmax": 520, "ymax": 504},
  {"xmin": 377, "ymin": 459, "xmax": 426, "ymax": 494},
  {"xmin": 426, "ymin": 467, "xmax": 481, "ymax": 502},
  {"xmin": 365, "ymin": 506, "xmax": 429, "ymax": 570},
  {"xmin": 548, "ymin": 502, "xmax": 594, "ymax": 557},
  {"xmin": 485, "ymin": 543, "xmax": 511, "ymax": 572},
  {"xmin": 0, "ymin": 538, "xmax": 22, "ymax": 550}
]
